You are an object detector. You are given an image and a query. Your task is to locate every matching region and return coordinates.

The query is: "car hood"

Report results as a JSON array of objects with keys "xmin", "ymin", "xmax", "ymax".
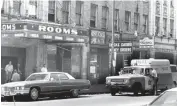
[
  {"xmin": 106, "ymin": 74, "xmax": 144, "ymax": 79},
  {"xmin": 1, "ymin": 80, "xmax": 45, "ymax": 87}
]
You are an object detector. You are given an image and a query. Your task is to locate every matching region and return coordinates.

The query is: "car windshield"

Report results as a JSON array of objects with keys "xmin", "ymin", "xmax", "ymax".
[
  {"xmin": 149, "ymin": 91, "xmax": 177, "ymax": 106},
  {"xmin": 25, "ymin": 74, "xmax": 49, "ymax": 81}
]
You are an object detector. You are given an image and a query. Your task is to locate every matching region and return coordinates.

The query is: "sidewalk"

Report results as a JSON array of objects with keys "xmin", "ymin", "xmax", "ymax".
[{"xmin": 80, "ymin": 84, "xmax": 110, "ymax": 94}]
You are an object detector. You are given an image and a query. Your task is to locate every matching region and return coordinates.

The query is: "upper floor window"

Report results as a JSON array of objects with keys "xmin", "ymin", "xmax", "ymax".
[
  {"xmin": 163, "ymin": 0, "xmax": 167, "ymax": 6},
  {"xmin": 1, "ymin": 0, "xmax": 5, "ymax": 14},
  {"xmin": 76, "ymin": 1, "xmax": 83, "ymax": 26},
  {"xmin": 13, "ymin": 0, "xmax": 21, "ymax": 16},
  {"xmin": 156, "ymin": 1, "xmax": 160, "ymax": 15},
  {"xmin": 134, "ymin": 13, "xmax": 139, "ymax": 31},
  {"xmin": 28, "ymin": 0, "xmax": 37, "ymax": 19},
  {"xmin": 48, "ymin": 1, "xmax": 55, "ymax": 22},
  {"xmin": 114, "ymin": 9, "xmax": 119, "ymax": 32},
  {"xmin": 171, "ymin": 0, "xmax": 174, "ymax": 8},
  {"xmin": 125, "ymin": 11, "xmax": 131, "ymax": 31},
  {"xmin": 90, "ymin": 4, "xmax": 97, "ymax": 28},
  {"xmin": 102, "ymin": 6, "xmax": 108, "ymax": 29},
  {"xmin": 143, "ymin": 15, "xmax": 148, "ymax": 33},
  {"xmin": 163, "ymin": 18, "xmax": 167, "ymax": 35},
  {"xmin": 170, "ymin": 19, "xmax": 174, "ymax": 37},
  {"xmin": 62, "ymin": 1, "xmax": 70, "ymax": 24},
  {"xmin": 155, "ymin": 16, "xmax": 160, "ymax": 35}
]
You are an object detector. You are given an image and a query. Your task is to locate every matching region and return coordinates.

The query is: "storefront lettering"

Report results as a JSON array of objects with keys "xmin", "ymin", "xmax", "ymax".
[
  {"xmin": 91, "ymin": 38, "xmax": 105, "ymax": 44},
  {"xmin": 30, "ymin": 34, "xmax": 39, "ymax": 38},
  {"xmin": 43, "ymin": 35, "xmax": 52, "ymax": 39},
  {"xmin": 91, "ymin": 30, "xmax": 105, "ymax": 38},
  {"xmin": 140, "ymin": 37, "xmax": 154, "ymax": 46},
  {"xmin": 38, "ymin": 25, "xmax": 78, "ymax": 35},
  {"xmin": 14, "ymin": 33, "xmax": 24, "ymax": 37},
  {"xmin": 1, "ymin": 24, "xmax": 15, "ymax": 30}
]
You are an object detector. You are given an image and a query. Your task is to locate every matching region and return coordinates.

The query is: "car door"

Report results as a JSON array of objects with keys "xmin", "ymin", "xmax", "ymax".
[
  {"xmin": 58, "ymin": 73, "xmax": 75, "ymax": 91},
  {"xmin": 144, "ymin": 68, "xmax": 154, "ymax": 90},
  {"xmin": 48, "ymin": 73, "xmax": 61, "ymax": 93}
]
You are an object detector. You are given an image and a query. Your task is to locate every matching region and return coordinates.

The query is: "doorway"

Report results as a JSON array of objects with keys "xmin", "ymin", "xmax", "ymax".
[{"xmin": 1, "ymin": 56, "xmax": 18, "ymax": 84}]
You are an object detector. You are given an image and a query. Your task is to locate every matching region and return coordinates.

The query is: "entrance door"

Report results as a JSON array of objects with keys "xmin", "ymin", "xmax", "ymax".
[{"xmin": 1, "ymin": 56, "xmax": 18, "ymax": 84}]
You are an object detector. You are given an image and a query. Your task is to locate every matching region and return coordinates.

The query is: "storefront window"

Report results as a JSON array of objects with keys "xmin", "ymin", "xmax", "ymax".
[{"xmin": 47, "ymin": 45, "xmax": 57, "ymax": 71}]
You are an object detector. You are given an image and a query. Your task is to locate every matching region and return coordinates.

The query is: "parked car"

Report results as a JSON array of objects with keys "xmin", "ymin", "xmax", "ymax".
[
  {"xmin": 142, "ymin": 87, "xmax": 177, "ymax": 106},
  {"xmin": 1, "ymin": 72, "xmax": 91, "ymax": 101}
]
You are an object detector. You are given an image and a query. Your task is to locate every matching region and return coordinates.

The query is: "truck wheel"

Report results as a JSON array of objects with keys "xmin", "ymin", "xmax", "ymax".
[
  {"xmin": 132, "ymin": 83, "xmax": 142, "ymax": 96},
  {"xmin": 140, "ymin": 89, "xmax": 145, "ymax": 96},
  {"xmin": 110, "ymin": 89, "xmax": 116, "ymax": 96}
]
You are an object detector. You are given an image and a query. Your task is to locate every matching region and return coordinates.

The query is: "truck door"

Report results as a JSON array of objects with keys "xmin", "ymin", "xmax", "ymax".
[{"xmin": 144, "ymin": 68, "xmax": 154, "ymax": 90}]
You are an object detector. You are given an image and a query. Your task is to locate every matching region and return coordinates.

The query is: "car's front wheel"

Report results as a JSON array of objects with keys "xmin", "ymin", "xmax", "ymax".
[
  {"xmin": 110, "ymin": 88, "xmax": 116, "ymax": 96},
  {"xmin": 71, "ymin": 89, "xmax": 79, "ymax": 98},
  {"xmin": 29, "ymin": 88, "xmax": 40, "ymax": 101}
]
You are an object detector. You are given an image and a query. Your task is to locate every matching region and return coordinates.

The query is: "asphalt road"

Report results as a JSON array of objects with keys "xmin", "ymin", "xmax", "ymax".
[{"xmin": 1, "ymin": 93, "xmax": 157, "ymax": 106}]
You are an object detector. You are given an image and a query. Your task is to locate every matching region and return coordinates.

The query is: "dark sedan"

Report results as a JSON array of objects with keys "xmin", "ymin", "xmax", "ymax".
[{"xmin": 1, "ymin": 72, "xmax": 91, "ymax": 101}]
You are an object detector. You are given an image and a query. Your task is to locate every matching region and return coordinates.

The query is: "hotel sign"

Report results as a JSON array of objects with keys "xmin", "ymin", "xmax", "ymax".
[
  {"xmin": 1, "ymin": 23, "xmax": 88, "ymax": 36},
  {"xmin": 139, "ymin": 37, "xmax": 154, "ymax": 48}
]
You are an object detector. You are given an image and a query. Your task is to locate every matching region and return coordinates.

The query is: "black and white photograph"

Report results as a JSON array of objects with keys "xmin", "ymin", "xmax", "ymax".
[{"xmin": 1, "ymin": 0, "xmax": 177, "ymax": 106}]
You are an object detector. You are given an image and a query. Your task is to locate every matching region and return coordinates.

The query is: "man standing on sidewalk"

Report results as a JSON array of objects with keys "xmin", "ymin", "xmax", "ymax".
[
  {"xmin": 151, "ymin": 68, "xmax": 158, "ymax": 96},
  {"xmin": 5, "ymin": 61, "xmax": 13, "ymax": 83},
  {"xmin": 41, "ymin": 64, "xmax": 48, "ymax": 72}
]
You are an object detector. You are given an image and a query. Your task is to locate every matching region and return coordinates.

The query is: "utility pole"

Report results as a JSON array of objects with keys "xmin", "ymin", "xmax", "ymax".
[{"xmin": 110, "ymin": 0, "xmax": 115, "ymax": 76}]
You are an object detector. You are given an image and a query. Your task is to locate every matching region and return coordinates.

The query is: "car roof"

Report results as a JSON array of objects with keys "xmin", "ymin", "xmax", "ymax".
[
  {"xmin": 166, "ymin": 87, "xmax": 177, "ymax": 92},
  {"xmin": 32, "ymin": 72, "xmax": 67, "ymax": 74}
]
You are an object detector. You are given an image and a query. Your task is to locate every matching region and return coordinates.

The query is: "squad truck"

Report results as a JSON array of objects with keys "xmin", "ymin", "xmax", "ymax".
[{"xmin": 106, "ymin": 58, "xmax": 173, "ymax": 96}]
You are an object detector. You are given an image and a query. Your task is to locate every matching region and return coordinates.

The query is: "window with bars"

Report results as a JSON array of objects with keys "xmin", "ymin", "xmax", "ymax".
[
  {"xmin": 170, "ymin": 19, "xmax": 174, "ymax": 37},
  {"xmin": 62, "ymin": 1, "xmax": 70, "ymax": 24},
  {"xmin": 134, "ymin": 13, "xmax": 139, "ymax": 31},
  {"xmin": 76, "ymin": 1, "xmax": 83, "ymax": 26},
  {"xmin": 114, "ymin": 9, "xmax": 119, "ymax": 31},
  {"xmin": 102, "ymin": 6, "xmax": 108, "ymax": 29},
  {"xmin": 90, "ymin": 4, "xmax": 97, "ymax": 28},
  {"xmin": 125, "ymin": 11, "xmax": 131, "ymax": 31},
  {"xmin": 13, "ymin": 0, "xmax": 21, "ymax": 16},
  {"xmin": 48, "ymin": 1, "xmax": 55, "ymax": 22},
  {"xmin": 163, "ymin": 18, "xmax": 167, "ymax": 35},
  {"xmin": 155, "ymin": 16, "xmax": 160, "ymax": 35},
  {"xmin": 143, "ymin": 15, "xmax": 148, "ymax": 33}
]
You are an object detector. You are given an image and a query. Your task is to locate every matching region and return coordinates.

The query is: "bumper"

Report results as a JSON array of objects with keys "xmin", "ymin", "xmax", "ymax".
[
  {"xmin": 1, "ymin": 89, "xmax": 29, "ymax": 97},
  {"xmin": 106, "ymin": 84, "xmax": 132, "ymax": 91}
]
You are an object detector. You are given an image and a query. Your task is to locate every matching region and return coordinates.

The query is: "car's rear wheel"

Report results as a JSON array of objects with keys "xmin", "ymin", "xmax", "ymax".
[
  {"xmin": 29, "ymin": 88, "xmax": 39, "ymax": 101},
  {"xmin": 71, "ymin": 89, "xmax": 79, "ymax": 98}
]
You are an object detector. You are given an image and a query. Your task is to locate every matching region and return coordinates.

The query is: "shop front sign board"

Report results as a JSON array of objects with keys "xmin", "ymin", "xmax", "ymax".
[
  {"xmin": 90, "ymin": 30, "xmax": 105, "ymax": 45},
  {"xmin": 139, "ymin": 37, "xmax": 154, "ymax": 48},
  {"xmin": 109, "ymin": 41, "xmax": 132, "ymax": 53}
]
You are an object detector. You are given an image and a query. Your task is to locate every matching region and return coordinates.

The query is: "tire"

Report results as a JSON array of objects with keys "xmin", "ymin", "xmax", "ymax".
[
  {"xmin": 29, "ymin": 88, "xmax": 39, "ymax": 101},
  {"xmin": 71, "ymin": 89, "xmax": 79, "ymax": 98},
  {"xmin": 110, "ymin": 89, "xmax": 116, "ymax": 96},
  {"xmin": 132, "ymin": 83, "xmax": 142, "ymax": 96},
  {"xmin": 140, "ymin": 89, "xmax": 145, "ymax": 96}
]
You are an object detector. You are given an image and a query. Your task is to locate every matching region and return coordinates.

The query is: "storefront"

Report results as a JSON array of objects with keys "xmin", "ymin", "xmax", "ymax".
[
  {"xmin": 1, "ymin": 20, "xmax": 89, "ymax": 84},
  {"xmin": 89, "ymin": 29, "xmax": 109, "ymax": 84}
]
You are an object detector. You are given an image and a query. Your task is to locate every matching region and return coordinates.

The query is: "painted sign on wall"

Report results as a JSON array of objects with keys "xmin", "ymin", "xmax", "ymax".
[
  {"xmin": 139, "ymin": 37, "xmax": 154, "ymax": 48},
  {"xmin": 109, "ymin": 42, "xmax": 132, "ymax": 53},
  {"xmin": 90, "ymin": 30, "xmax": 105, "ymax": 45}
]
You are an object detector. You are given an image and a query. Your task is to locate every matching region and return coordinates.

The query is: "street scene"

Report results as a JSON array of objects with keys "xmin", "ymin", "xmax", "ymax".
[{"xmin": 1, "ymin": 0, "xmax": 177, "ymax": 106}]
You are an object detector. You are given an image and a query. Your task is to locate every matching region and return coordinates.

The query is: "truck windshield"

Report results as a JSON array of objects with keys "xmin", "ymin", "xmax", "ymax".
[{"xmin": 122, "ymin": 67, "xmax": 143, "ymax": 74}]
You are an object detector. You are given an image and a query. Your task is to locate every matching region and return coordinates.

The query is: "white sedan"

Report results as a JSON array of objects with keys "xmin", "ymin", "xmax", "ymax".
[{"xmin": 143, "ymin": 87, "xmax": 177, "ymax": 106}]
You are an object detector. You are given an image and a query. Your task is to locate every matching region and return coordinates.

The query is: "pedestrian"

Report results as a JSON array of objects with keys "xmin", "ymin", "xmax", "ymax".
[
  {"xmin": 33, "ymin": 66, "xmax": 38, "ymax": 73},
  {"xmin": 17, "ymin": 63, "xmax": 22, "ymax": 80},
  {"xmin": 5, "ymin": 61, "xmax": 13, "ymax": 83},
  {"xmin": 151, "ymin": 68, "xmax": 158, "ymax": 96},
  {"xmin": 41, "ymin": 64, "xmax": 48, "ymax": 72},
  {"xmin": 11, "ymin": 69, "xmax": 20, "ymax": 82}
]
